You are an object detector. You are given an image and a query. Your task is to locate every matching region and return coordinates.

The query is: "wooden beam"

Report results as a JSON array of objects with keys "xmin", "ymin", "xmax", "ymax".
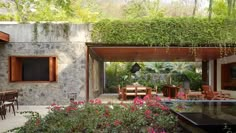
[
  {"xmin": 86, "ymin": 46, "xmax": 89, "ymax": 102},
  {"xmin": 0, "ymin": 31, "xmax": 9, "ymax": 42}
]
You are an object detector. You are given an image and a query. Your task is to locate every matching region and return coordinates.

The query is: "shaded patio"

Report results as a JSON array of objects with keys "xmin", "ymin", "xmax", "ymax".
[{"xmin": 86, "ymin": 43, "xmax": 236, "ymax": 101}]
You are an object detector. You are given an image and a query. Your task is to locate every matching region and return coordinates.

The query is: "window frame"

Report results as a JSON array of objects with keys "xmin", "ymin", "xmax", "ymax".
[{"xmin": 8, "ymin": 56, "xmax": 58, "ymax": 82}]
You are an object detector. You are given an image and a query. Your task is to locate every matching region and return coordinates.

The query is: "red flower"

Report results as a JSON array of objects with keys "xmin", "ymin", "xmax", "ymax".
[
  {"xmin": 94, "ymin": 98, "xmax": 102, "ymax": 104},
  {"xmin": 54, "ymin": 105, "xmax": 61, "ymax": 111},
  {"xmin": 154, "ymin": 113, "xmax": 159, "ymax": 117},
  {"xmin": 130, "ymin": 105, "xmax": 137, "ymax": 112},
  {"xmin": 155, "ymin": 96, "xmax": 162, "ymax": 101},
  {"xmin": 66, "ymin": 106, "xmax": 77, "ymax": 113},
  {"xmin": 35, "ymin": 118, "xmax": 40, "ymax": 126},
  {"xmin": 143, "ymin": 94, "xmax": 151, "ymax": 101},
  {"xmin": 147, "ymin": 127, "xmax": 156, "ymax": 133},
  {"xmin": 133, "ymin": 97, "xmax": 144, "ymax": 106},
  {"xmin": 103, "ymin": 107, "xmax": 110, "ymax": 117},
  {"xmin": 89, "ymin": 99, "xmax": 102, "ymax": 104},
  {"xmin": 144, "ymin": 109, "xmax": 152, "ymax": 119},
  {"xmin": 89, "ymin": 99, "xmax": 95, "ymax": 104},
  {"xmin": 113, "ymin": 120, "xmax": 122, "ymax": 126},
  {"xmin": 120, "ymin": 102, "xmax": 128, "ymax": 108},
  {"xmin": 51, "ymin": 103, "xmax": 56, "ymax": 106}
]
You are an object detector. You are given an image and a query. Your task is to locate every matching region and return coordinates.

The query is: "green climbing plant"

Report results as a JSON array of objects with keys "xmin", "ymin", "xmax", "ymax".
[{"xmin": 91, "ymin": 18, "xmax": 236, "ymax": 47}]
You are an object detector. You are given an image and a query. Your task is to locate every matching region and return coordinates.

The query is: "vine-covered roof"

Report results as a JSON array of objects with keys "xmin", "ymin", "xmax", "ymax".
[{"xmin": 91, "ymin": 18, "xmax": 236, "ymax": 47}]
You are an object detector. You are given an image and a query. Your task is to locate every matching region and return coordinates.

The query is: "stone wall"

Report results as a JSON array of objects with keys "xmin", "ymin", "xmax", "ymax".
[
  {"xmin": 89, "ymin": 55, "xmax": 104, "ymax": 99},
  {"xmin": 0, "ymin": 23, "xmax": 92, "ymax": 105}
]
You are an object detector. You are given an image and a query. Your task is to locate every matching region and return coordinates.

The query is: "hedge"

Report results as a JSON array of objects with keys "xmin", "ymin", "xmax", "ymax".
[{"xmin": 91, "ymin": 18, "xmax": 236, "ymax": 47}]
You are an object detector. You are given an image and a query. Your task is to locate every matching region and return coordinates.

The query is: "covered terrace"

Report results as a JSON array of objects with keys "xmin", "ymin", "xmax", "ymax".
[{"xmin": 86, "ymin": 43, "xmax": 236, "ymax": 101}]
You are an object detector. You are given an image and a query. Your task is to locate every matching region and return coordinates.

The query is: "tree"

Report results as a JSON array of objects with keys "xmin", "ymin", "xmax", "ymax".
[
  {"xmin": 122, "ymin": 0, "xmax": 164, "ymax": 19},
  {"xmin": 227, "ymin": 0, "xmax": 236, "ymax": 18},
  {"xmin": 192, "ymin": 0, "xmax": 198, "ymax": 17},
  {"xmin": 209, "ymin": 0, "xmax": 213, "ymax": 20},
  {"xmin": 212, "ymin": 0, "xmax": 228, "ymax": 18},
  {"xmin": 0, "ymin": 0, "xmax": 101, "ymax": 22}
]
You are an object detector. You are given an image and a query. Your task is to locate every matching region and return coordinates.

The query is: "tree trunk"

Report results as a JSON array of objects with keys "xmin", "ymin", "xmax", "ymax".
[
  {"xmin": 192, "ymin": 0, "xmax": 197, "ymax": 17},
  {"xmin": 228, "ymin": 0, "xmax": 233, "ymax": 16},
  {"xmin": 208, "ymin": 0, "xmax": 213, "ymax": 20}
]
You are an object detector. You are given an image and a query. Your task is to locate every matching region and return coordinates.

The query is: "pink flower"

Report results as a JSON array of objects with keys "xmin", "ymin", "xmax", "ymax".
[
  {"xmin": 167, "ymin": 97, "xmax": 171, "ymax": 101},
  {"xmin": 89, "ymin": 99, "xmax": 95, "ymax": 104},
  {"xmin": 133, "ymin": 97, "xmax": 144, "ymax": 106},
  {"xmin": 143, "ymin": 94, "xmax": 151, "ymax": 101},
  {"xmin": 120, "ymin": 102, "xmax": 128, "ymax": 108},
  {"xmin": 94, "ymin": 98, "xmax": 102, "ymax": 104},
  {"xmin": 147, "ymin": 127, "xmax": 156, "ymax": 133},
  {"xmin": 54, "ymin": 105, "xmax": 61, "ymax": 111},
  {"xmin": 51, "ymin": 103, "xmax": 56, "ymax": 106},
  {"xmin": 72, "ymin": 100, "xmax": 85, "ymax": 105},
  {"xmin": 113, "ymin": 120, "xmax": 122, "ymax": 126},
  {"xmin": 154, "ymin": 113, "xmax": 159, "ymax": 117},
  {"xmin": 89, "ymin": 99, "xmax": 102, "ymax": 104},
  {"xmin": 66, "ymin": 106, "xmax": 77, "ymax": 113},
  {"xmin": 130, "ymin": 105, "xmax": 137, "ymax": 112},
  {"xmin": 144, "ymin": 109, "xmax": 152, "ymax": 119},
  {"xmin": 155, "ymin": 96, "xmax": 162, "ymax": 101},
  {"xmin": 35, "ymin": 118, "xmax": 40, "ymax": 126},
  {"xmin": 103, "ymin": 109, "xmax": 110, "ymax": 117}
]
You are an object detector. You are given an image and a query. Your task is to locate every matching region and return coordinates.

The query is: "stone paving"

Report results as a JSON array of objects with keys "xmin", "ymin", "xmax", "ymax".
[{"xmin": 0, "ymin": 106, "xmax": 49, "ymax": 133}]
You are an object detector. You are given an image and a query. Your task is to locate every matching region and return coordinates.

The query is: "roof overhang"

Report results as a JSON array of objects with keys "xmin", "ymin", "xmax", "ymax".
[
  {"xmin": 0, "ymin": 31, "xmax": 9, "ymax": 42},
  {"xmin": 87, "ymin": 43, "xmax": 236, "ymax": 62}
]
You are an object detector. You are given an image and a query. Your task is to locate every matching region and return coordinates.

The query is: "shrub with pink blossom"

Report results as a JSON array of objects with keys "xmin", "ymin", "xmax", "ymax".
[{"xmin": 10, "ymin": 96, "xmax": 178, "ymax": 133}]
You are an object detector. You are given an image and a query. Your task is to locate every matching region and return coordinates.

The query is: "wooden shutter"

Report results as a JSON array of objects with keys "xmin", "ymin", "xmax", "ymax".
[
  {"xmin": 49, "ymin": 57, "xmax": 57, "ymax": 82},
  {"xmin": 10, "ymin": 56, "xmax": 22, "ymax": 81}
]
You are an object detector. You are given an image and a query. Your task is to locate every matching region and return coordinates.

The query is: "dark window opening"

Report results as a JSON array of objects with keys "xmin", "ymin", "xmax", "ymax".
[
  {"xmin": 9, "ymin": 56, "xmax": 57, "ymax": 82},
  {"xmin": 22, "ymin": 58, "xmax": 49, "ymax": 81}
]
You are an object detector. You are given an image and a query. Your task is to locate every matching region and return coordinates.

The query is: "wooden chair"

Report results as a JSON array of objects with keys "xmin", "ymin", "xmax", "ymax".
[
  {"xmin": 117, "ymin": 85, "xmax": 124, "ymax": 99},
  {"xmin": 3, "ymin": 92, "xmax": 16, "ymax": 116},
  {"xmin": 202, "ymin": 85, "xmax": 230, "ymax": 100},
  {"xmin": 123, "ymin": 86, "xmax": 136, "ymax": 100},
  {"xmin": 151, "ymin": 86, "xmax": 158, "ymax": 95},
  {"xmin": 202, "ymin": 85, "xmax": 231, "ymax": 100},
  {"xmin": 136, "ymin": 86, "xmax": 147, "ymax": 96},
  {"xmin": 0, "ymin": 94, "xmax": 6, "ymax": 120}
]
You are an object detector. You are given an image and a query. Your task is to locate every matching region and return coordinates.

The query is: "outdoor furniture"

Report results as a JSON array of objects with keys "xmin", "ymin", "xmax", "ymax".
[
  {"xmin": 121, "ymin": 86, "xmax": 152, "ymax": 100},
  {"xmin": 136, "ymin": 86, "xmax": 147, "ymax": 96},
  {"xmin": 186, "ymin": 91, "xmax": 204, "ymax": 100},
  {"xmin": 162, "ymin": 85, "xmax": 180, "ymax": 98},
  {"xmin": 202, "ymin": 85, "xmax": 231, "ymax": 100},
  {"xmin": 0, "ymin": 93, "xmax": 6, "ymax": 120},
  {"xmin": 0, "ymin": 90, "xmax": 18, "ymax": 116},
  {"xmin": 151, "ymin": 86, "xmax": 158, "ymax": 95},
  {"xmin": 125, "ymin": 86, "xmax": 136, "ymax": 98},
  {"xmin": 3, "ymin": 91, "xmax": 16, "ymax": 116}
]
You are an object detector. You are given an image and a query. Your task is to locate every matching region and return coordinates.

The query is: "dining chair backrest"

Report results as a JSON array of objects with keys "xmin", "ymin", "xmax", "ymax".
[
  {"xmin": 0, "ymin": 93, "xmax": 4, "ymax": 105},
  {"xmin": 4, "ymin": 91, "xmax": 17, "ymax": 102}
]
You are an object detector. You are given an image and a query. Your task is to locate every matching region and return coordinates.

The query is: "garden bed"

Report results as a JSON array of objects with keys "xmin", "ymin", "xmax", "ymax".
[{"xmin": 9, "ymin": 95, "xmax": 179, "ymax": 133}]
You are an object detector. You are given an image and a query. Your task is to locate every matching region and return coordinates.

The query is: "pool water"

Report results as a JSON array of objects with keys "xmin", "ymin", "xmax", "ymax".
[{"xmin": 165, "ymin": 101, "xmax": 236, "ymax": 133}]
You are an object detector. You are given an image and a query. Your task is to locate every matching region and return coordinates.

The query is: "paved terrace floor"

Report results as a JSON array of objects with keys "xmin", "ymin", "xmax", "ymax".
[{"xmin": 0, "ymin": 93, "xmax": 172, "ymax": 132}]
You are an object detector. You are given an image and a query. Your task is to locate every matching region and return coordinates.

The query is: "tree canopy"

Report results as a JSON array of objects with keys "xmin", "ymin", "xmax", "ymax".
[{"xmin": 1, "ymin": 0, "xmax": 236, "ymax": 23}]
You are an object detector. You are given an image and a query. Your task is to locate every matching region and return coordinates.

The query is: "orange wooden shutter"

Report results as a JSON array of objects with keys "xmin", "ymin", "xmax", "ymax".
[
  {"xmin": 49, "ymin": 57, "xmax": 57, "ymax": 82},
  {"xmin": 54, "ymin": 57, "xmax": 58, "ymax": 81},
  {"xmin": 10, "ymin": 56, "xmax": 22, "ymax": 81}
]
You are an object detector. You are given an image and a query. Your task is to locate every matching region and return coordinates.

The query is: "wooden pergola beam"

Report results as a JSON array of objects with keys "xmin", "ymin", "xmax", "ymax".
[{"xmin": 0, "ymin": 31, "xmax": 9, "ymax": 42}]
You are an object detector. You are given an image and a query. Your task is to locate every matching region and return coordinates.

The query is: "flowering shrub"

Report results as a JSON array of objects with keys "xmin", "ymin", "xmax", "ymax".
[{"xmin": 11, "ymin": 95, "xmax": 178, "ymax": 133}]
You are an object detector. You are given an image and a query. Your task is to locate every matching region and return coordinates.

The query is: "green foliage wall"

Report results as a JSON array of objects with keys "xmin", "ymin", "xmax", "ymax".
[{"xmin": 92, "ymin": 18, "xmax": 236, "ymax": 46}]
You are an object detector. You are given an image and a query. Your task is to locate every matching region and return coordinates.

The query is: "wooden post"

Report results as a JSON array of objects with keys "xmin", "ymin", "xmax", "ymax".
[{"xmin": 86, "ymin": 46, "xmax": 89, "ymax": 102}]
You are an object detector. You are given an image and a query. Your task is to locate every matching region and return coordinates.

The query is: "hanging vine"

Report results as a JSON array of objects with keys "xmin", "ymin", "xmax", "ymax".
[{"xmin": 91, "ymin": 18, "xmax": 236, "ymax": 47}]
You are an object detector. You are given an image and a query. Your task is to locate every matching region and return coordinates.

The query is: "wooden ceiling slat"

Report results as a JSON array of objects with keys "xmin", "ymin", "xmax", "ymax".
[
  {"xmin": 0, "ymin": 31, "xmax": 9, "ymax": 42},
  {"xmin": 90, "ymin": 47, "xmax": 235, "ymax": 62}
]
